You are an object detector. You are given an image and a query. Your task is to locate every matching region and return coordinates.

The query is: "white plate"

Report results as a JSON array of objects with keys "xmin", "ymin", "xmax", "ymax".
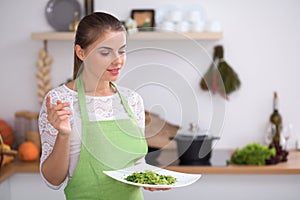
[{"xmin": 103, "ymin": 163, "xmax": 201, "ymax": 188}]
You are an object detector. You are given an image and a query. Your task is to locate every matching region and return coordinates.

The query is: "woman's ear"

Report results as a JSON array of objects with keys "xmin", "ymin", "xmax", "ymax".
[{"xmin": 75, "ymin": 44, "xmax": 85, "ymax": 60}]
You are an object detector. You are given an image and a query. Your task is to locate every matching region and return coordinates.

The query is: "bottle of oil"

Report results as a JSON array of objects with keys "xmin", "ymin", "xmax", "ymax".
[
  {"xmin": 266, "ymin": 91, "xmax": 289, "ymax": 164},
  {"xmin": 270, "ymin": 91, "xmax": 282, "ymax": 148}
]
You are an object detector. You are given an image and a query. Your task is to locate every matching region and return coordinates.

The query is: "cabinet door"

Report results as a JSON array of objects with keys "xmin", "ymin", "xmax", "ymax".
[
  {"xmin": 0, "ymin": 179, "xmax": 11, "ymax": 200},
  {"xmin": 8, "ymin": 174, "xmax": 65, "ymax": 200}
]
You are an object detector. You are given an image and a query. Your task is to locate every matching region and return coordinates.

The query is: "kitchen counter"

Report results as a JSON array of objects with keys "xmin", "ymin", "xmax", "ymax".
[
  {"xmin": 162, "ymin": 149, "xmax": 300, "ymax": 174},
  {"xmin": 148, "ymin": 149, "xmax": 300, "ymax": 174},
  {"xmin": 1, "ymin": 150, "xmax": 300, "ymax": 184},
  {"xmin": 0, "ymin": 159, "xmax": 39, "ymax": 184}
]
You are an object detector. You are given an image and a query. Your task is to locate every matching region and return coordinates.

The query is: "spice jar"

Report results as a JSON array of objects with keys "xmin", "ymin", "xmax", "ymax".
[{"xmin": 14, "ymin": 111, "xmax": 39, "ymax": 149}]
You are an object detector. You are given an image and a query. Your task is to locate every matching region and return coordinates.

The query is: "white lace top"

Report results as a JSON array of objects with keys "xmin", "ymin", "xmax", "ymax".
[{"xmin": 38, "ymin": 84, "xmax": 146, "ymax": 190}]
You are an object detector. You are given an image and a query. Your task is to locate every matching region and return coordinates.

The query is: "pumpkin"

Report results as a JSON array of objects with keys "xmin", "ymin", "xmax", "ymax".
[
  {"xmin": 0, "ymin": 119, "xmax": 14, "ymax": 146},
  {"xmin": 18, "ymin": 141, "xmax": 39, "ymax": 161}
]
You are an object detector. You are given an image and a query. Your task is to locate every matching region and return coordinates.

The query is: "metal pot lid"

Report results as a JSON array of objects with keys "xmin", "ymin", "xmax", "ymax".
[
  {"xmin": 173, "ymin": 134, "xmax": 219, "ymax": 141},
  {"xmin": 177, "ymin": 122, "xmax": 208, "ymax": 136},
  {"xmin": 175, "ymin": 123, "xmax": 220, "ymax": 141}
]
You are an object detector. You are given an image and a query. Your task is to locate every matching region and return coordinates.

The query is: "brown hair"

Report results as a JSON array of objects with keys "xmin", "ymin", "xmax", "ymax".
[{"xmin": 73, "ymin": 12, "xmax": 125, "ymax": 79}]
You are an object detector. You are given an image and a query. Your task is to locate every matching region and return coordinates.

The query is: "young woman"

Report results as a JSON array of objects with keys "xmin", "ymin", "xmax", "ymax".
[{"xmin": 39, "ymin": 12, "xmax": 168, "ymax": 200}]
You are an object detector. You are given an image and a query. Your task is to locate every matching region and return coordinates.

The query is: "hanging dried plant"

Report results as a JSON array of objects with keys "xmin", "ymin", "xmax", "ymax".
[
  {"xmin": 36, "ymin": 40, "xmax": 52, "ymax": 104},
  {"xmin": 200, "ymin": 45, "xmax": 241, "ymax": 100}
]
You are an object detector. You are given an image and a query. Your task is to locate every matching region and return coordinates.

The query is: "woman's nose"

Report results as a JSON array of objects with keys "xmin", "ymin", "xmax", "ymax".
[{"xmin": 112, "ymin": 54, "xmax": 123, "ymax": 64}]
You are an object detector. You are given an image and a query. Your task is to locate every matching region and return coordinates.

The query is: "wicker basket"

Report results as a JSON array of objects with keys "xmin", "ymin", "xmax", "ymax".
[{"xmin": 0, "ymin": 134, "xmax": 17, "ymax": 168}]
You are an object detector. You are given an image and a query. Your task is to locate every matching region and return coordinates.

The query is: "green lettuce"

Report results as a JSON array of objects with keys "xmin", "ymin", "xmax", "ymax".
[{"xmin": 228, "ymin": 142, "xmax": 276, "ymax": 165}]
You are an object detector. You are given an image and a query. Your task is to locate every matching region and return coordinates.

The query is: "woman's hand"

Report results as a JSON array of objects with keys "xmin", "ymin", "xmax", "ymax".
[
  {"xmin": 46, "ymin": 95, "xmax": 72, "ymax": 136},
  {"xmin": 143, "ymin": 187, "xmax": 171, "ymax": 192}
]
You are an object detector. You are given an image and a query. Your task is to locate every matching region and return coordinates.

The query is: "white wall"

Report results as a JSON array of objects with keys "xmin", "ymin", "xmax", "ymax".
[{"xmin": 0, "ymin": 0, "xmax": 300, "ymax": 149}]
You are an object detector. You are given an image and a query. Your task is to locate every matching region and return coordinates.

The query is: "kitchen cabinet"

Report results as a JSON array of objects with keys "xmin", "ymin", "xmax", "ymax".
[
  {"xmin": 1, "ymin": 150, "xmax": 300, "ymax": 200},
  {"xmin": 1, "ymin": 173, "xmax": 299, "ymax": 200},
  {"xmin": 0, "ymin": 160, "xmax": 65, "ymax": 200},
  {"xmin": 0, "ymin": 174, "xmax": 65, "ymax": 200}
]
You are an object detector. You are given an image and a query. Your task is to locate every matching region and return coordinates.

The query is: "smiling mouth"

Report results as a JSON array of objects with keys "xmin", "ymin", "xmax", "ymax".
[{"xmin": 107, "ymin": 68, "xmax": 120, "ymax": 75}]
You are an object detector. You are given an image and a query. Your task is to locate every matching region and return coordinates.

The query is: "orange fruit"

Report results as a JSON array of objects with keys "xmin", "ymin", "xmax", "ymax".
[{"xmin": 18, "ymin": 141, "xmax": 39, "ymax": 161}]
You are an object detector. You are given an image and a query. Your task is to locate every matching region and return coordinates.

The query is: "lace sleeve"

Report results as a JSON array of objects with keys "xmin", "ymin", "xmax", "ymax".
[{"xmin": 38, "ymin": 89, "xmax": 66, "ymax": 189}]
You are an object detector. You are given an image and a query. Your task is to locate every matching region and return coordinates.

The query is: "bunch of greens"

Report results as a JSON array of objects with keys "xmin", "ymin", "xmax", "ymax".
[
  {"xmin": 200, "ymin": 45, "xmax": 241, "ymax": 100},
  {"xmin": 228, "ymin": 143, "xmax": 276, "ymax": 165},
  {"xmin": 125, "ymin": 170, "xmax": 177, "ymax": 185}
]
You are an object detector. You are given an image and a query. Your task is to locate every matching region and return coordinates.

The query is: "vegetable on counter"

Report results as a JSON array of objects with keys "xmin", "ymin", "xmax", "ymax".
[
  {"xmin": 228, "ymin": 142, "xmax": 276, "ymax": 165},
  {"xmin": 125, "ymin": 170, "xmax": 177, "ymax": 185},
  {"xmin": 18, "ymin": 141, "xmax": 39, "ymax": 162}
]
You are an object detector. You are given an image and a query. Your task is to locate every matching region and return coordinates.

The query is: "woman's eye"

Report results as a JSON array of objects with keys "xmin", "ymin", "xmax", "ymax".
[
  {"xmin": 118, "ymin": 50, "xmax": 126, "ymax": 55},
  {"xmin": 100, "ymin": 51, "xmax": 110, "ymax": 56}
]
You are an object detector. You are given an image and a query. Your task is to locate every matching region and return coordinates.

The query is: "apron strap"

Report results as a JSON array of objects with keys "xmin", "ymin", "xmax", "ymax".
[
  {"xmin": 109, "ymin": 82, "xmax": 141, "ymax": 126},
  {"xmin": 75, "ymin": 74, "xmax": 89, "ymax": 122}
]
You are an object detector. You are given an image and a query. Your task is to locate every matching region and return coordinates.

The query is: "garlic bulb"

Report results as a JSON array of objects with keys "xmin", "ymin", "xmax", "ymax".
[{"xmin": 36, "ymin": 43, "xmax": 52, "ymax": 104}]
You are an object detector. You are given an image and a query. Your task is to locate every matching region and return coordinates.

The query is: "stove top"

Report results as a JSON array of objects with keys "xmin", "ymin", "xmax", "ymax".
[{"xmin": 145, "ymin": 148, "xmax": 231, "ymax": 167}]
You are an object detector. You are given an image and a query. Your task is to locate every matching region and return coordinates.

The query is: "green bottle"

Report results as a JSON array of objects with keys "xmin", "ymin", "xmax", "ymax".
[{"xmin": 270, "ymin": 91, "xmax": 282, "ymax": 148}]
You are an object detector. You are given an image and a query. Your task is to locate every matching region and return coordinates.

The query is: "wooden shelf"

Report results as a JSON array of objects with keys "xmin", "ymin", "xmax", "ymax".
[
  {"xmin": 31, "ymin": 32, "xmax": 75, "ymax": 40},
  {"xmin": 31, "ymin": 31, "xmax": 223, "ymax": 41},
  {"xmin": 128, "ymin": 31, "xmax": 223, "ymax": 40}
]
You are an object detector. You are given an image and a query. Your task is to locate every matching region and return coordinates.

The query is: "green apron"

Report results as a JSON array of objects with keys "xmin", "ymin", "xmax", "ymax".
[{"xmin": 64, "ymin": 75, "xmax": 148, "ymax": 200}]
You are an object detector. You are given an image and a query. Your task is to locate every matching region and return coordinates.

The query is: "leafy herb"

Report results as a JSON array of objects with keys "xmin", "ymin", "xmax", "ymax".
[
  {"xmin": 228, "ymin": 142, "xmax": 276, "ymax": 165},
  {"xmin": 125, "ymin": 170, "xmax": 176, "ymax": 185},
  {"xmin": 200, "ymin": 45, "xmax": 241, "ymax": 100}
]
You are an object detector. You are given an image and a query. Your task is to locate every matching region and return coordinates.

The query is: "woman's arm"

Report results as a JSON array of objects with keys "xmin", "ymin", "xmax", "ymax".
[
  {"xmin": 39, "ymin": 95, "xmax": 72, "ymax": 187},
  {"xmin": 41, "ymin": 133, "xmax": 70, "ymax": 186}
]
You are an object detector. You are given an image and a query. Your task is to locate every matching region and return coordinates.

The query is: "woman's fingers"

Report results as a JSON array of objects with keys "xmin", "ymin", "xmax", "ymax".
[
  {"xmin": 56, "ymin": 114, "xmax": 71, "ymax": 122},
  {"xmin": 47, "ymin": 98, "xmax": 70, "ymax": 113},
  {"xmin": 56, "ymin": 110, "xmax": 72, "ymax": 117},
  {"xmin": 45, "ymin": 96, "xmax": 72, "ymax": 135},
  {"xmin": 50, "ymin": 110, "xmax": 71, "ymax": 122},
  {"xmin": 143, "ymin": 187, "xmax": 171, "ymax": 192},
  {"xmin": 159, "ymin": 188, "xmax": 171, "ymax": 191},
  {"xmin": 46, "ymin": 95, "xmax": 52, "ymax": 110},
  {"xmin": 54, "ymin": 101, "xmax": 70, "ymax": 111},
  {"xmin": 143, "ymin": 187, "xmax": 154, "ymax": 191},
  {"xmin": 46, "ymin": 96, "xmax": 71, "ymax": 123}
]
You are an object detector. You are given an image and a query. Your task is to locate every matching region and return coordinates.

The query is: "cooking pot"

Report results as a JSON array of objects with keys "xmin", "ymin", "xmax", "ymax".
[
  {"xmin": 145, "ymin": 146, "xmax": 161, "ymax": 165},
  {"xmin": 170, "ymin": 123, "xmax": 219, "ymax": 165}
]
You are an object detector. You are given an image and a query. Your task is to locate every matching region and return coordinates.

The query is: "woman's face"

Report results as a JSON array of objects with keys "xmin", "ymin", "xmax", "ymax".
[{"xmin": 80, "ymin": 31, "xmax": 127, "ymax": 82}]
